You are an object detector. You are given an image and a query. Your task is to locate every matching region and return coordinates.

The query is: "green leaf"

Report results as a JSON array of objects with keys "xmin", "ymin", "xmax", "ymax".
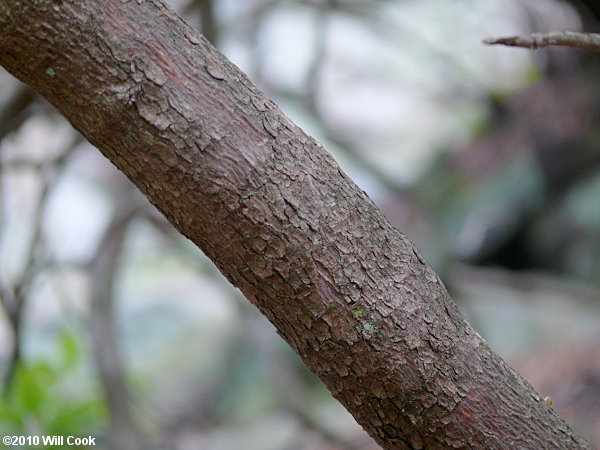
[
  {"xmin": 59, "ymin": 330, "xmax": 80, "ymax": 370},
  {"xmin": 12, "ymin": 363, "xmax": 56, "ymax": 413}
]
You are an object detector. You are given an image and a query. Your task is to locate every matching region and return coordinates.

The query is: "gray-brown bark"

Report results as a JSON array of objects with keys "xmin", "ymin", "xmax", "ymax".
[{"xmin": 0, "ymin": 1, "xmax": 591, "ymax": 448}]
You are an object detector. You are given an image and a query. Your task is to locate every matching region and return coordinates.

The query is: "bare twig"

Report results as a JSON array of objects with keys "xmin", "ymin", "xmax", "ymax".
[{"xmin": 484, "ymin": 31, "xmax": 600, "ymax": 52}]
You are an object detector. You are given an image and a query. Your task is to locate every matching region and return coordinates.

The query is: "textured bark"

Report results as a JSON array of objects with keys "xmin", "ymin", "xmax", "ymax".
[{"xmin": 0, "ymin": 1, "xmax": 591, "ymax": 448}]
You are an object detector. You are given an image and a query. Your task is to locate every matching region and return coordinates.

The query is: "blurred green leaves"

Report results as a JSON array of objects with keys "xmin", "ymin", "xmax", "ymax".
[{"xmin": 0, "ymin": 329, "xmax": 106, "ymax": 438}]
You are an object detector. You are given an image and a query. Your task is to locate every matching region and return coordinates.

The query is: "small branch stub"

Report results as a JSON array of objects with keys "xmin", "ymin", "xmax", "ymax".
[{"xmin": 483, "ymin": 31, "xmax": 600, "ymax": 52}]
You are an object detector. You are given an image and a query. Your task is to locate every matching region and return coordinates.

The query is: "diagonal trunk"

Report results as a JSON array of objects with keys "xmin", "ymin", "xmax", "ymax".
[{"xmin": 0, "ymin": 1, "xmax": 590, "ymax": 448}]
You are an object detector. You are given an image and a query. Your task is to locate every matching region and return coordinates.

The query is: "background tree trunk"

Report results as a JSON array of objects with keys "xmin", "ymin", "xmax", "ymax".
[{"xmin": 0, "ymin": 1, "xmax": 591, "ymax": 448}]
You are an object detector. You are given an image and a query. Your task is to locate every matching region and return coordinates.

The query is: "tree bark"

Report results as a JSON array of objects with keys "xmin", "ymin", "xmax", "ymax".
[{"xmin": 0, "ymin": 1, "xmax": 590, "ymax": 448}]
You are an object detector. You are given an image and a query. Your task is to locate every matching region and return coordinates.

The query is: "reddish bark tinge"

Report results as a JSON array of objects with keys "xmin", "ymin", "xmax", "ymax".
[{"xmin": 0, "ymin": 1, "xmax": 591, "ymax": 448}]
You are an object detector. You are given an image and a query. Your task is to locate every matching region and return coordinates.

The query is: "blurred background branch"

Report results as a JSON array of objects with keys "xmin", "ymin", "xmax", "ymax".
[{"xmin": 88, "ymin": 189, "xmax": 147, "ymax": 450}]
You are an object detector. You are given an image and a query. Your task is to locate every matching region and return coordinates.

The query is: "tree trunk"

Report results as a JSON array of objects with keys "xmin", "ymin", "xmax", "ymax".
[{"xmin": 0, "ymin": 1, "xmax": 590, "ymax": 448}]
